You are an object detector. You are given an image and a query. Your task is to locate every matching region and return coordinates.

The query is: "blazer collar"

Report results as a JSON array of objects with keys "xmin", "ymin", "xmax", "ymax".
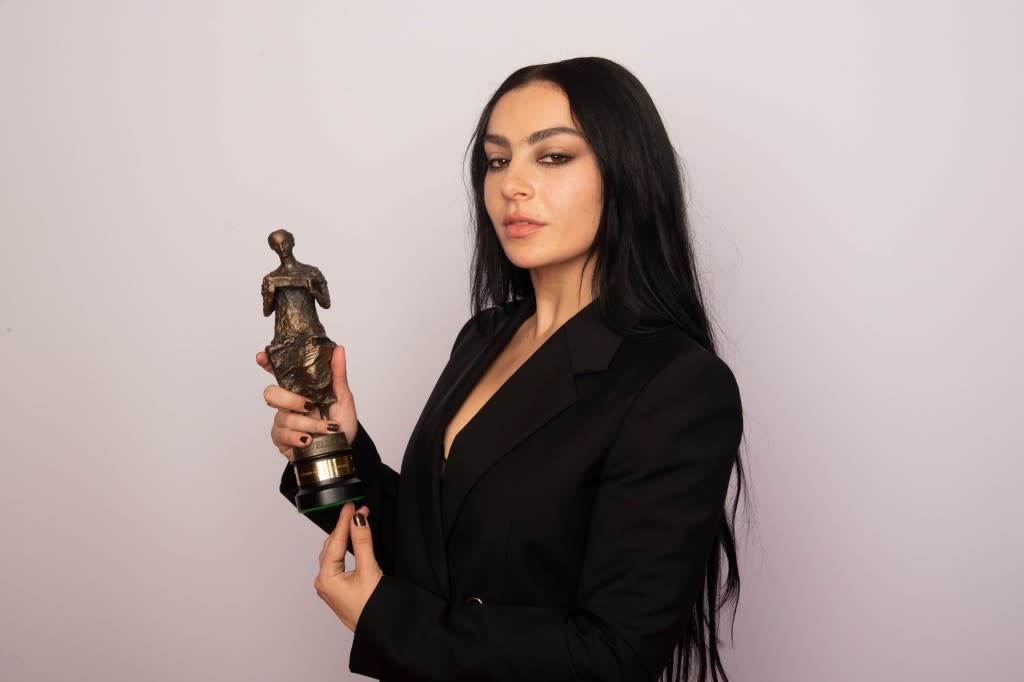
[{"xmin": 434, "ymin": 295, "xmax": 626, "ymax": 545}]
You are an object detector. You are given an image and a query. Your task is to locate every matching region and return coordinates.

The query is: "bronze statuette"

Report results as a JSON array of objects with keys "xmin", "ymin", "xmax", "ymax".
[{"xmin": 262, "ymin": 229, "xmax": 365, "ymax": 513}]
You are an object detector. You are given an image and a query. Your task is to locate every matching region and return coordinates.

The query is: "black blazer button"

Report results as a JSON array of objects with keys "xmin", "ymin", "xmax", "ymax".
[{"xmin": 467, "ymin": 596, "xmax": 484, "ymax": 605}]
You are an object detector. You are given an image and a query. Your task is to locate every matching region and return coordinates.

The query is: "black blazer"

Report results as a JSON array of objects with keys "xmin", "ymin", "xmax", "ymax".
[{"xmin": 279, "ymin": 295, "xmax": 743, "ymax": 681}]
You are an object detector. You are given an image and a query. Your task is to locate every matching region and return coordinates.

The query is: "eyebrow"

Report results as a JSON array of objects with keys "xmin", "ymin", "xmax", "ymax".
[{"xmin": 482, "ymin": 126, "xmax": 585, "ymax": 148}]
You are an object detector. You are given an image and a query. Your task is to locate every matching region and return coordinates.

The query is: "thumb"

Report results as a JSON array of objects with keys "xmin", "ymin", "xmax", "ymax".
[
  {"xmin": 328, "ymin": 345, "xmax": 357, "ymax": 430},
  {"xmin": 350, "ymin": 505, "xmax": 380, "ymax": 577},
  {"xmin": 331, "ymin": 345, "xmax": 352, "ymax": 402}
]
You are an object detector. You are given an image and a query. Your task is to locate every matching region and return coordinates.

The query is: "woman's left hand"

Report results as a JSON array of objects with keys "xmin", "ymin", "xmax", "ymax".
[{"xmin": 314, "ymin": 502, "xmax": 384, "ymax": 632}]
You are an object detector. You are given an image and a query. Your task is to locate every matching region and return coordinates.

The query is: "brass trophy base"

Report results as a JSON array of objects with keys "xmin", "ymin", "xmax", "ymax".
[{"xmin": 291, "ymin": 431, "xmax": 366, "ymax": 514}]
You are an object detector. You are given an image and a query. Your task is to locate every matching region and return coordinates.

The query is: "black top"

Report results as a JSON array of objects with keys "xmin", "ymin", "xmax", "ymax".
[{"xmin": 278, "ymin": 295, "xmax": 743, "ymax": 681}]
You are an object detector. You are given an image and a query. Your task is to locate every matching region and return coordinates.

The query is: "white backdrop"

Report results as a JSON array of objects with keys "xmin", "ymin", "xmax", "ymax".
[{"xmin": 1, "ymin": 1, "xmax": 1021, "ymax": 680}]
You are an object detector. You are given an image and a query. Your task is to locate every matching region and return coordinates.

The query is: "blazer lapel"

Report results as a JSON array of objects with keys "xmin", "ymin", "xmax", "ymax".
[
  {"xmin": 400, "ymin": 297, "xmax": 535, "ymax": 596},
  {"xmin": 438, "ymin": 296, "xmax": 625, "ymax": 544}
]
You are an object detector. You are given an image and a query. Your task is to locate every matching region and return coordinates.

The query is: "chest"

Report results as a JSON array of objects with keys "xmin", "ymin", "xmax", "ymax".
[{"xmin": 442, "ymin": 338, "xmax": 539, "ymax": 461}]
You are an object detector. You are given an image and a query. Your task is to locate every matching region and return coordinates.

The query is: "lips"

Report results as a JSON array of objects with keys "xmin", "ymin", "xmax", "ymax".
[
  {"xmin": 503, "ymin": 212, "xmax": 544, "ymax": 227},
  {"xmin": 503, "ymin": 212, "xmax": 545, "ymax": 237},
  {"xmin": 505, "ymin": 222, "xmax": 544, "ymax": 238}
]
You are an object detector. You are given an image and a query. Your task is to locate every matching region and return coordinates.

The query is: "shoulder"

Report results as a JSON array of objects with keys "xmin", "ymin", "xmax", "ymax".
[
  {"xmin": 606, "ymin": 328, "xmax": 744, "ymax": 479},
  {"xmin": 618, "ymin": 325, "xmax": 742, "ymax": 415},
  {"xmin": 448, "ymin": 298, "xmax": 529, "ymax": 358}
]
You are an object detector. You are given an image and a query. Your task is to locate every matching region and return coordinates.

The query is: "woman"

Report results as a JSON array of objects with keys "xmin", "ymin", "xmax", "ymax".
[{"xmin": 259, "ymin": 57, "xmax": 747, "ymax": 682}]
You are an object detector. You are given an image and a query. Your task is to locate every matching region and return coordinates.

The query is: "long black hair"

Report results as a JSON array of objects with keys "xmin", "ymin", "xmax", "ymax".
[{"xmin": 463, "ymin": 56, "xmax": 749, "ymax": 682}]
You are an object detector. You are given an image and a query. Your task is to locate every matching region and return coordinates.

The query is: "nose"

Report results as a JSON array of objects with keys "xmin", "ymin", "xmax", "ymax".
[{"xmin": 500, "ymin": 160, "xmax": 533, "ymax": 200}]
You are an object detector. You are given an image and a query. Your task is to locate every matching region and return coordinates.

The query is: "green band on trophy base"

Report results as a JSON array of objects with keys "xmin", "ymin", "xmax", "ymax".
[{"xmin": 298, "ymin": 495, "xmax": 369, "ymax": 515}]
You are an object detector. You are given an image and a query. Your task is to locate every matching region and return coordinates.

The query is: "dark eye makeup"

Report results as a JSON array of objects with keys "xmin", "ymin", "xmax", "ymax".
[{"xmin": 484, "ymin": 153, "xmax": 574, "ymax": 171}]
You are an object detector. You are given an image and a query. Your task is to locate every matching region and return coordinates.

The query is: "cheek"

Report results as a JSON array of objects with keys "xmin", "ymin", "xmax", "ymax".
[
  {"xmin": 483, "ymin": 177, "xmax": 502, "ymax": 224},
  {"xmin": 561, "ymin": 172, "xmax": 603, "ymax": 233}
]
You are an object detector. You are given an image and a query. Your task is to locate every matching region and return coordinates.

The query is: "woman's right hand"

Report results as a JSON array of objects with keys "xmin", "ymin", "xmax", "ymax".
[{"xmin": 257, "ymin": 346, "xmax": 359, "ymax": 461}]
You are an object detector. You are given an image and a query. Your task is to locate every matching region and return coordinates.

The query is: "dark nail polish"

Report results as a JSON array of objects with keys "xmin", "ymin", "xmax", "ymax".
[
  {"xmin": 303, "ymin": 401, "xmax": 315, "ymax": 411},
  {"xmin": 299, "ymin": 435, "xmax": 309, "ymax": 444},
  {"xmin": 353, "ymin": 513, "xmax": 366, "ymax": 527},
  {"xmin": 326, "ymin": 423, "xmax": 340, "ymax": 432}
]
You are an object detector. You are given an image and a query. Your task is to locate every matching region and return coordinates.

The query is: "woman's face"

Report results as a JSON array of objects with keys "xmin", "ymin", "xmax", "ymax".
[{"xmin": 482, "ymin": 82, "xmax": 603, "ymax": 274}]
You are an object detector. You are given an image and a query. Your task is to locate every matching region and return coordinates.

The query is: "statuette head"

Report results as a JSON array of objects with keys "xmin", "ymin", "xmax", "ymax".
[{"xmin": 268, "ymin": 229, "xmax": 295, "ymax": 258}]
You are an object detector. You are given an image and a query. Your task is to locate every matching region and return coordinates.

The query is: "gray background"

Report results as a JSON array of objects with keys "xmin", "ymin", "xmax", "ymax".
[{"xmin": 1, "ymin": 1, "xmax": 1021, "ymax": 680}]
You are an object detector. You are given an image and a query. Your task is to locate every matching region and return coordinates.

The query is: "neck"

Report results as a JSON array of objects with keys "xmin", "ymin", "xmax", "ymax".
[
  {"xmin": 524, "ymin": 254, "xmax": 597, "ymax": 340},
  {"xmin": 278, "ymin": 254, "xmax": 296, "ymax": 267}
]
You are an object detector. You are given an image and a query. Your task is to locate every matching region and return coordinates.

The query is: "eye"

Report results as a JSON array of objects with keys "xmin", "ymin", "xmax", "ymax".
[
  {"xmin": 540, "ymin": 153, "xmax": 572, "ymax": 165},
  {"xmin": 484, "ymin": 153, "xmax": 573, "ymax": 172}
]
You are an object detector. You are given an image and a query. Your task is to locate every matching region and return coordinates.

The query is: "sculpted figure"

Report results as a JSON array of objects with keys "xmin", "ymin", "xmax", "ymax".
[{"xmin": 262, "ymin": 229, "xmax": 336, "ymax": 410}]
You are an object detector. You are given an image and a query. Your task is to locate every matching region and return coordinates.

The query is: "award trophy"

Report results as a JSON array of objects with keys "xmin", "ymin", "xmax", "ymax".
[{"xmin": 262, "ymin": 229, "xmax": 365, "ymax": 513}]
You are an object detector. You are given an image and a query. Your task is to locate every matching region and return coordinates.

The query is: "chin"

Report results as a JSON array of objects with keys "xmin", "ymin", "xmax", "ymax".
[
  {"xmin": 502, "ymin": 248, "xmax": 579, "ymax": 273},
  {"xmin": 501, "ymin": 245, "xmax": 547, "ymax": 270}
]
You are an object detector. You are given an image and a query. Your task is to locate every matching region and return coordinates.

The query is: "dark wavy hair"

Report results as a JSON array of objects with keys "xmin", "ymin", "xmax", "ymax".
[{"xmin": 462, "ymin": 57, "xmax": 750, "ymax": 682}]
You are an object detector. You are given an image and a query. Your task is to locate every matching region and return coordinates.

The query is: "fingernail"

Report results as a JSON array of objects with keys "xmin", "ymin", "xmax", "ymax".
[
  {"xmin": 299, "ymin": 435, "xmax": 310, "ymax": 444},
  {"xmin": 303, "ymin": 401, "xmax": 315, "ymax": 411},
  {"xmin": 353, "ymin": 512, "xmax": 366, "ymax": 527},
  {"xmin": 326, "ymin": 423, "xmax": 340, "ymax": 432}
]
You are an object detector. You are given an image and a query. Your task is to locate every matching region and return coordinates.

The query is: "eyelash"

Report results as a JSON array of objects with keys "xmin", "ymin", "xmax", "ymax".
[{"xmin": 485, "ymin": 153, "xmax": 573, "ymax": 171}]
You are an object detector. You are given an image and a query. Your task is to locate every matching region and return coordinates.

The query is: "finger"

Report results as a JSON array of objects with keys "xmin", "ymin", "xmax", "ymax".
[
  {"xmin": 327, "ymin": 346, "xmax": 357, "ymax": 425},
  {"xmin": 263, "ymin": 385, "xmax": 315, "ymax": 413},
  {"xmin": 274, "ymin": 410, "xmax": 342, "ymax": 437},
  {"xmin": 255, "ymin": 352, "xmax": 275, "ymax": 375},
  {"xmin": 350, "ymin": 505, "xmax": 379, "ymax": 576},
  {"xmin": 271, "ymin": 422, "xmax": 315, "ymax": 452},
  {"xmin": 316, "ymin": 506, "xmax": 368, "ymax": 560},
  {"xmin": 331, "ymin": 346, "xmax": 353, "ymax": 404},
  {"xmin": 330, "ymin": 345, "xmax": 348, "ymax": 388},
  {"xmin": 320, "ymin": 503, "xmax": 355, "ymax": 571},
  {"xmin": 319, "ymin": 503, "xmax": 354, "ymax": 570},
  {"xmin": 272, "ymin": 415, "xmax": 341, "ymax": 452}
]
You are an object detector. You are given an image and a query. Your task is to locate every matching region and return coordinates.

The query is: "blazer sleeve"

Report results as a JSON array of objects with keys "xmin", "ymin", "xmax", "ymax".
[
  {"xmin": 276, "ymin": 313, "xmax": 481, "ymax": 572},
  {"xmin": 348, "ymin": 349, "xmax": 744, "ymax": 681}
]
